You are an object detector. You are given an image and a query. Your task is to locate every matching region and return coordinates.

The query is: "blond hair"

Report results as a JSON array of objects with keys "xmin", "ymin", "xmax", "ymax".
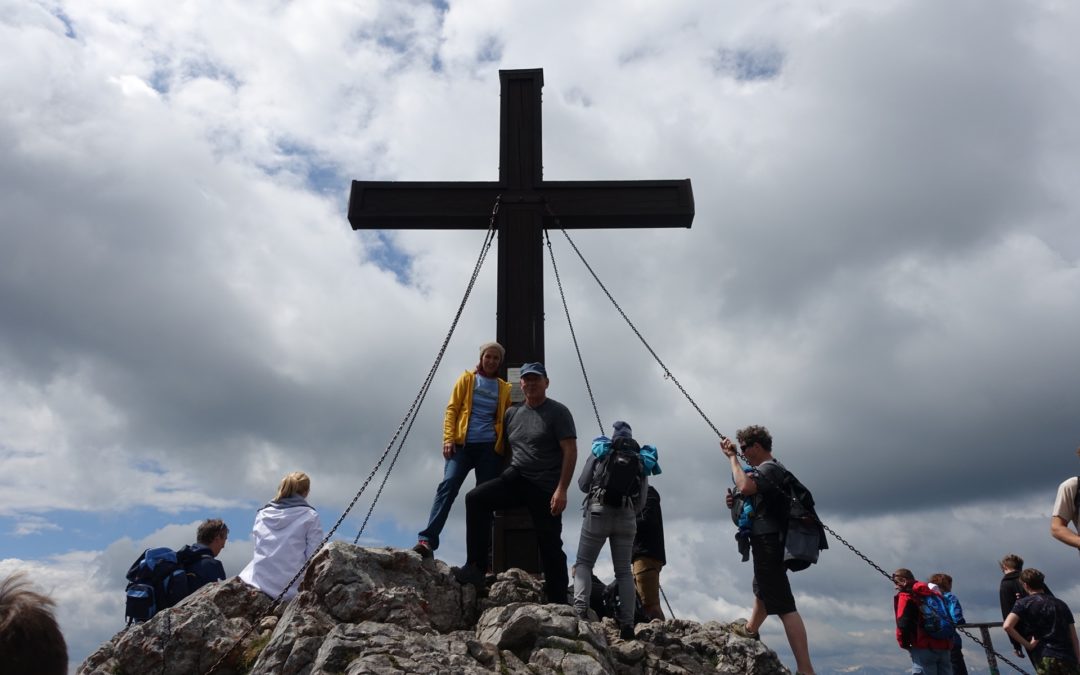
[{"xmin": 275, "ymin": 471, "xmax": 311, "ymax": 501}]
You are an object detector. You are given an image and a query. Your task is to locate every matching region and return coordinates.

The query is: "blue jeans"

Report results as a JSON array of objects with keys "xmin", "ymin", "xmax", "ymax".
[
  {"xmin": 911, "ymin": 648, "xmax": 954, "ymax": 675},
  {"xmin": 574, "ymin": 503, "xmax": 637, "ymax": 626},
  {"xmin": 418, "ymin": 441, "xmax": 500, "ymax": 550}
]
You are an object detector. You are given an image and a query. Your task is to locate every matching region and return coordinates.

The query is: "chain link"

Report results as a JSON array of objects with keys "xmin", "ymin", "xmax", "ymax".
[{"xmin": 205, "ymin": 196, "xmax": 501, "ymax": 675}]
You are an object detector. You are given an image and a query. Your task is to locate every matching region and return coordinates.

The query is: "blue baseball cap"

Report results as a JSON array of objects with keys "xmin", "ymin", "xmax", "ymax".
[{"xmin": 519, "ymin": 362, "xmax": 547, "ymax": 378}]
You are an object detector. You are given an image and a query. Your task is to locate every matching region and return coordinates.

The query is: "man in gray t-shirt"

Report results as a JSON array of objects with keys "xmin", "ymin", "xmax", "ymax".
[
  {"xmin": 453, "ymin": 362, "xmax": 577, "ymax": 604},
  {"xmin": 506, "ymin": 393, "xmax": 577, "ymax": 494}
]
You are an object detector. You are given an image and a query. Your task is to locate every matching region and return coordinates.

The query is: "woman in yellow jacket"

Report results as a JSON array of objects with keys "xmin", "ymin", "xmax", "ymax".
[{"xmin": 414, "ymin": 341, "xmax": 511, "ymax": 558}]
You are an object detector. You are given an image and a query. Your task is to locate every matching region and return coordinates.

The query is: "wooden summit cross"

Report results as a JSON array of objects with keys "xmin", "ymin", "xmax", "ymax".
[{"xmin": 348, "ymin": 68, "xmax": 694, "ymax": 573}]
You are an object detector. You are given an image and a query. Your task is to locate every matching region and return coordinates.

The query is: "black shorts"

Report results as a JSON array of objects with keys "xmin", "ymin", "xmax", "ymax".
[{"xmin": 750, "ymin": 533, "xmax": 796, "ymax": 616}]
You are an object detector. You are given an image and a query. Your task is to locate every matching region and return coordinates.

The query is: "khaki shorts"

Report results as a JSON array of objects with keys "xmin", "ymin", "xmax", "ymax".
[{"xmin": 632, "ymin": 557, "xmax": 664, "ymax": 607}]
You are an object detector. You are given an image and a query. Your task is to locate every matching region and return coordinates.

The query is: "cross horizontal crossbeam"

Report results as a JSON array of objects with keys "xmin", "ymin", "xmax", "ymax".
[{"xmin": 348, "ymin": 180, "xmax": 694, "ymax": 230}]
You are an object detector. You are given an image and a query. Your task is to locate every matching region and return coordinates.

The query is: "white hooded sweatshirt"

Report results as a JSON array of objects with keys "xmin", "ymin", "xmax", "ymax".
[{"xmin": 239, "ymin": 495, "xmax": 324, "ymax": 601}]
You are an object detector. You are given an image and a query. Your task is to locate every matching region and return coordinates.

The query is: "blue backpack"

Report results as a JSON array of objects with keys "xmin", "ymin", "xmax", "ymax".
[
  {"xmin": 943, "ymin": 591, "xmax": 965, "ymax": 626},
  {"xmin": 125, "ymin": 547, "xmax": 190, "ymax": 625},
  {"xmin": 918, "ymin": 590, "xmax": 957, "ymax": 640}
]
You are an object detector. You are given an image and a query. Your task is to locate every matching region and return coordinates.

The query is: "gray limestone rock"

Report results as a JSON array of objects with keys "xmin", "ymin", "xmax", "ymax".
[{"xmin": 78, "ymin": 541, "xmax": 790, "ymax": 675}]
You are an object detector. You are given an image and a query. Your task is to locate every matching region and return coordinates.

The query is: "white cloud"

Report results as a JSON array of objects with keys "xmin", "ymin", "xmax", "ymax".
[{"xmin": 3, "ymin": 0, "xmax": 1080, "ymax": 672}]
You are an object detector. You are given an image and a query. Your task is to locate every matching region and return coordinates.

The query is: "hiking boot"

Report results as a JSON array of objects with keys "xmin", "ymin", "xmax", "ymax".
[
  {"xmin": 412, "ymin": 540, "xmax": 433, "ymax": 559},
  {"xmin": 451, "ymin": 563, "xmax": 485, "ymax": 587},
  {"xmin": 730, "ymin": 621, "xmax": 760, "ymax": 641},
  {"xmin": 619, "ymin": 623, "xmax": 635, "ymax": 641}
]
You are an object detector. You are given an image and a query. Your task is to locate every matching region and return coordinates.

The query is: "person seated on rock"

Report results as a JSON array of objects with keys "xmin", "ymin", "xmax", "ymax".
[
  {"xmin": 239, "ymin": 471, "xmax": 324, "ymax": 601},
  {"xmin": 176, "ymin": 518, "xmax": 229, "ymax": 592},
  {"xmin": 0, "ymin": 572, "xmax": 68, "ymax": 675}
]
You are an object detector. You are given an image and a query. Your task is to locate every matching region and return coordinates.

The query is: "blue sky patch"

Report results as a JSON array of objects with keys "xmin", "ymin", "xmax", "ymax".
[
  {"xmin": 52, "ymin": 9, "xmax": 76, "ymax": 39},
  {"xmin": 183, "ymin": 57, "xmax": 241, "ymax": 88},
  {"xmin": 148, "ymin": 68, "xmax": 170, "ymax": 95},
  {"xmin": 712, "ymin": 46, "xmax": 784, "ymax": 81},
  {"xmin": 274, "ymin": 140, "xmax": 346, "ymax": 195},
  {"xmin": 366, "ymin": 232, "xmax": 413, "ymax": 285},
  {"xmin": 476, "ymin": 36, "xmax": 503, "ymax": 64},
  {"xmin": 0, "ymin": 505, "xmax": 255, "ymax": 559}
]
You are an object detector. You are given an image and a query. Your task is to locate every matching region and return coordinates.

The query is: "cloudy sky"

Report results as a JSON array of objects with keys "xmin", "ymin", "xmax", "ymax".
[{"xmin": 2, "ymin": 0, "xmax": 1079, "ymax": 672}]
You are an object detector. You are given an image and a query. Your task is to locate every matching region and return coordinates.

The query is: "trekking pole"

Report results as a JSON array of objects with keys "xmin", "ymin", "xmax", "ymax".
[{"xmin": 659, "ymin": 584, "xmax": 676, "ymax": 620}]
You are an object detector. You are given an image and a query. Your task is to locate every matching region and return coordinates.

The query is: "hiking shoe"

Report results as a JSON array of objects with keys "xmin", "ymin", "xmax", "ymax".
[
  {"xmin": 451, "ymin": 563, "xmax": 485, "ymax": 587},
  {"xmin": 730, "ymin": 622, "xmax": 760, "ymax": 641},
  {"xmin": 619, "ymin": 624, "xmax": 635, "ymax": 641},
  {"xmin": 412, "ymin": 540, "xmax": 433, "ymax": 559}
]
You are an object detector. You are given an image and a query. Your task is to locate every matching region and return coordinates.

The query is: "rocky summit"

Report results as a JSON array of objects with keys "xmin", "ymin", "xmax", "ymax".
[{"xmin": 79, "ymin": 541, "xmax": 790, "ymax": 674}]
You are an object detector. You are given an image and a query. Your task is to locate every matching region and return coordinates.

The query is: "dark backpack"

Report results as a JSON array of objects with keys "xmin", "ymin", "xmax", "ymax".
[
  {"xmin": 917, "ymin": 590, "xmax": 957, "ymax": 640},
  {"xmin": 125, "ymin": 547, "xmax": 190, "ymax": 625},
  {"xmin": 590, "ymin": 437, "xmax": 644, "ymax": 507},
  {"xmin": 602, "ymin": 579, "xmax": 647, "ymax": 625},
  {"xmin": 175, "ymin": 544, "xmax": 218, "ymax": 591},
  {"xmin": 776, "ymin": 467, "xmax": 827, "ymax": 572}
]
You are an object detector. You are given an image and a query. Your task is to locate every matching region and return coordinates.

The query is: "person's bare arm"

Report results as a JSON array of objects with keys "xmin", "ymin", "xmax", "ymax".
[
  {"xmin": 551, "ymin": 438, "xmax": 577, "ymax": 515},
  {"xmin": 1003, "ymin": 613, "xmax": 1036, "ymax": 652},
  {"xmin": 1051, "ymin": 515, "xmax": 1080, "ymax": 548},
  {"xmin": 720, "ymin": 438, "xmax": 757, "ymax": 496}
]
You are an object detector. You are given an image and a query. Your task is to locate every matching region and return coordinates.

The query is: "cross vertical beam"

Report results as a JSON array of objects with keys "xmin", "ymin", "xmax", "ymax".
[{"xmin": 496, "ymin": 70, "xmax": 546, "ymax": 368}]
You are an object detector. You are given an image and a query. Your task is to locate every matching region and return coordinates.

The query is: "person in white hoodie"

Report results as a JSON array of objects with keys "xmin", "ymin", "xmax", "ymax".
[{"xmin": 239, "ymin": 471, "xmax": 324, "ymax": 601}]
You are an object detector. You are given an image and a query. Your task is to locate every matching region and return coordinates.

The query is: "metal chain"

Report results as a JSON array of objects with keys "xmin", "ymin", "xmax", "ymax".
[
  {"xmin": 956, "ymin": 625, "xmax": 1030, "ymax": 675},
  {"xmin": 544, "ymin": 228, "xmax": 603, "ymax": 436},
  {"xmin": 352, "ymin": 361, "xmax": 437, "ymax": 544},
  {"xmin": 547, "ymin": 211, "xmax": 1029, "ymax": 673},
  {"xmin": 205, "ymin": 196, "xmax": 501, "ymax": 674}
]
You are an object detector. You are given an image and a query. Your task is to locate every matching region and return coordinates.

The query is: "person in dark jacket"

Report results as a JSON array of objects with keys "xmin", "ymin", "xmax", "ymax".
[
  {"xmin": 176, "ymin": 519, "xmax": 229, "ymax": 592},
  {"xmin": 894, "ymin": 568, "xmax": 954, "ymax": 674},
  {"xmin": 1003, "ymin": 569, "xmax": 1080, "ymax": 674},
  {"xmin": 633, "ymin": 485, "xmax": 667, "ymax": 621},
  {"xmin": 1000, "ymin": 553, "xmax": 1052, "ymax": 660}
]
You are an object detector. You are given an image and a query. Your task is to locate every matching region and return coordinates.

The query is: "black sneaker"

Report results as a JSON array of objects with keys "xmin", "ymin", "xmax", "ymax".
[
  {"xmin": 412, "ymin": 540, "xmax": 433, "ymax": 559},
  {"xmin": 619, "ymin": 624, "xmax": 635, "ymax": 641},
  {"xmin": 451, "ymin": 563, "xmax": 485, "ymax": 587}
]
